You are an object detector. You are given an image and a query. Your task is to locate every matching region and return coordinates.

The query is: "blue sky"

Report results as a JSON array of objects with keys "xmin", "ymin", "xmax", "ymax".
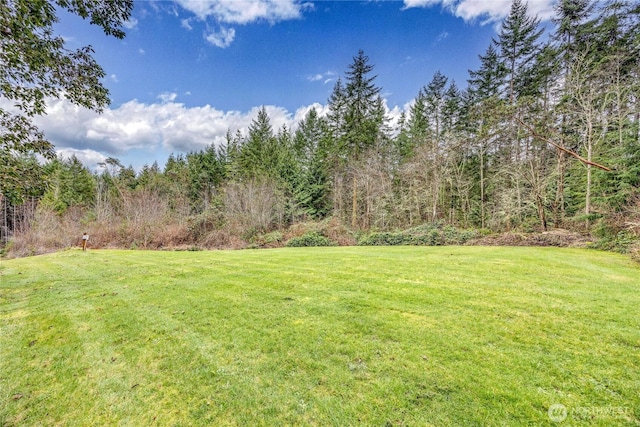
[{"xmin": 33, "ymin": 0, "xmax": 557, "ymax": 170}]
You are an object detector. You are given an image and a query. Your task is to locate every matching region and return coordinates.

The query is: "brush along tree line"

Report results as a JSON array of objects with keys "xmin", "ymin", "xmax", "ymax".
[{"xmin": 1, "ymin": 0, "xmax": 639, "ymax": 252}]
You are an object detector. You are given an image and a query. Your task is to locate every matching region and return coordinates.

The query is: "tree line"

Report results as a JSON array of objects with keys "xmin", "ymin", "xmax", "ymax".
[{"xmin": 2, "ymin": 0, "xmax": 639, "ymax": 253}]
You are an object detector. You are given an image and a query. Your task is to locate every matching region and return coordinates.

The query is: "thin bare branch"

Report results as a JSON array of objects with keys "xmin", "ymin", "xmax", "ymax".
[{"xmin": 516, "ymin": 117, "xmax": 612, "ymax": 171}]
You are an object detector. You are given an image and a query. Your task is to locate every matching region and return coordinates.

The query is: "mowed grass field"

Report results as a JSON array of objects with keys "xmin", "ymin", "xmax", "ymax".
[{"xmin": 1, "ymin": 246, "xmax": 639, "ymax": 426}]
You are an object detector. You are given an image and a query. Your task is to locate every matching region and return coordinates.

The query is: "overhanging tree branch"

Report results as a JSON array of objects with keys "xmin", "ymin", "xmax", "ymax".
[{"xmin": 516, "ymin": 117, "xmax": 612, "ymax": 171}]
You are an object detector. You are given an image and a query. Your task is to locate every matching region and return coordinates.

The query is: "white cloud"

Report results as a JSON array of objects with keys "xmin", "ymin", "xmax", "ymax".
[
  {"xmin": 123, "ymin": 17, "xmax": 139, "ymax": 30},
  {"xmin": 403, "ymin": 0, "xmax": 443, "ymax": 9},
  {"xmin": 110, "ymin": 74, "xmax": 119, "ymax": 83},
  {"xmin": 138, "ymin": 48, "xmax": 145, "ymax": 55},
  {"xmin": 158, "ymin": 92, "xmax": 178, "ymax": 103},
  {"xmin": 27, "ymin": 98, "xmax": 317, "ymax": 166},
  {"xmin": 22, "ymin": 96, "xmax": 408, "ymax": 170},
  {"xmin": 292, "ymin": 102, "xmax": 329, "ymax": 122},
  {"xmin": 205, "ymin": 26, "xmax": 236, "ymax": 48},
  {"xmin": 387, "ymin": 105, "xmax": 404, "ymax": 131},
  {"xmin": 56, "ymin": 148, "xmax": 108, "ymax": 171},
  {"xmin": 175, "ymin": 0, "xmax": 308, "ymax": 24},
  {"xmin": 435, "ymin": 31, "xmax": 449, "ymax": 42},
  {"xmin": 307, "ymin": 71, "xmax": 336, "ymax": 85},
  {"xmin": 403, "ymin": 0, "xmax": 556, "ymax": 24},
  {"xmin": 526, "ymin": 1, "xmax": 557, "ymax": 21},
  {"xmin": 454, "ymin": 0, "xmax": 511, "ymax": 23},
  {"xmin": 173, "ymin": 0, "xmax": 313, "ymax": 48},
  {"xmin": 181, "ymin": 18, "xmax": 193, "ymax": 30}
]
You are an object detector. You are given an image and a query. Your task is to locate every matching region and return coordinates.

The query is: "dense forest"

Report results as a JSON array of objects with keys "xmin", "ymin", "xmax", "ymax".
[{"xmin": 1, "ymin": 0, "xmax": 639, "ymax": 256}]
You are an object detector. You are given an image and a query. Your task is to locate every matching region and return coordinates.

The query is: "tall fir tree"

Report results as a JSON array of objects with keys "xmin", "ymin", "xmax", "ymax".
[
  {"xmin": 404, "ymin": 92, "xmax": 429, "ymax": 158},
  {"xmin": 343, "ymin": 50, "xmax": 383, "ymax": 160},
  {"xmin": 423, "ymin": 71, "xmax": 449, "ymax": 142},
  {"xmin": 293, "ymin": 108, "xmax": 331, "ymax": 218},
  {"xmin": 328, "ymin": 50, "xmax": 385, "ymax": 227},
  {"xmin": 467, "ymin": 42, "xmax": 507, "ymax": 101},
  {"xmin": 326, "ymin": 78, "xmax": 347, "ymax": 157},
  {"xmin": 238, "ymin": 106, "xmax": 276, "ymax": 179},
  {"xmin": 497, "ymin": 0, "xmax": 544, "ymax": 103}
]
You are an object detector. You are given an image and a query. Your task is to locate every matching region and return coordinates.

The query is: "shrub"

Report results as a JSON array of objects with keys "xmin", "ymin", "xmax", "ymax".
[
  {"xmin": 286, "ymin": 232, "xmax": 334, "ymax": 247},
  {"xmin": 250, "ymin": 231, "xmax": 284, "ymax": 248},
  {"xmin": 630, "ymin": 242, "xmax": 640, "ymax": 263},
  {"xmin": 320, "ymin": 217, "xmax": 357, "ymax": 246},
  {"xmin": 591, "ymin": 230, "xmax": 638, "ymax": 254},
  {"xmin": 357, "ymin": 223, "xmax": 479, "ymax": 246},
  {"xmin": 285, "ymin": 217, "xmax": 356, "ymax": 247},
  {"xmin": 198, "ymin": 229, "xmax": 246, "ymax": 250},
  {"xmin": 188, "ymin": 204, "xmax": 226, "ymax": 240},
  {"xmin": 357, "ymin": 232, "xmax": 407, "ymax": 246}
]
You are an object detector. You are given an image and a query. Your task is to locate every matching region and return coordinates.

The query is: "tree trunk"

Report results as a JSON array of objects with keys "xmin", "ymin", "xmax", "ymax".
[
  {"xmin": 537, "ymin": 195, "xmax": 547, "ymax": 231},
  {"xmin": 351, "ymin": 175, "xmax": 358, "ymax": 228},
  {"xmin": 586, "ymin": 163, "xmax": 592, "ymax": 215},
  {"xmin": 554, "ymin": 149, "xmax": 565, "ymax": 227},
  {"xmin": 585, "ymin": 123, "xmax": 593, "ymax": 216},
  {"xmin": 480, "ymin": 146, "xmax": 485, "ymax": 229},
  {"xmin": 431, "ymin": 180, "xmax": 439, "ymax": 222}
]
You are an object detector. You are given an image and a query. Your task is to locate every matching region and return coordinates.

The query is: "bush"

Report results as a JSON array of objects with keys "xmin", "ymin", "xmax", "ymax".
[
  {"xmin": 286, "ymin": 232, "xmax": 334, "ymax": 247},
  {"xmin": 285, "ymin": 217, "xmax": 356, "ymax": 247},
  {"xmin": 591, "ymin": 230, "xmax": 638, "ymax": 254},
  {"xmin": 188, "ymin": 203, "xmax": 226, "ymax": 240},
  {"xmin": 357, "ymin": 232, "xmax": 408, "ymax": 246},
  {"xmin": 357, "ymin": 223, "xmax": 480, "ymax": 246},
  {"xmin": 630, "ymin": 242, "xmax": 640, "ymax": 263},
  {"xmin": 250, "ymin": 231, "xmax": 284, "ymax": 248}
]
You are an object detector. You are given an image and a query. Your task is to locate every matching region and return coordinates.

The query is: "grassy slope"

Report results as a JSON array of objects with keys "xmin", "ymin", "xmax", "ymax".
[{"xmin": 1, "ymin": 247, "xmax": 639, "ymax": 426}]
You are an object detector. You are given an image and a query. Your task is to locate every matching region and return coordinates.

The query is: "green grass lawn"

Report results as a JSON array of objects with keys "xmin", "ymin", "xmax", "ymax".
[{"xmin": 1, "ymin": 246, "xmax": 639, "ymax": 426}]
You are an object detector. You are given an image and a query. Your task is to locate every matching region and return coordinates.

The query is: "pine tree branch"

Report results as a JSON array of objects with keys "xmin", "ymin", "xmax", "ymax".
[{"xmin": 516, "ymin": 117, "xmax": 612, "ymax": 171}]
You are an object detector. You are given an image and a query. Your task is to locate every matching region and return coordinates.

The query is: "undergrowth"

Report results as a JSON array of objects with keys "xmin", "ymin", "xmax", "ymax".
[{"xmin": 357, "ymin": 223, "xmax": 479, "ymax": 246}]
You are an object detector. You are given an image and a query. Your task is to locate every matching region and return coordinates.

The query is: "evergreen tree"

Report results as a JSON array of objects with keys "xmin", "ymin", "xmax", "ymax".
[
  {"xmin": 238, "ymin": 106, "xmax": 276, "ymax": 178},
  {"xmin": 162, "ymin": 154, "xmax": 190, "ymax": 213},
  {"xmin": 423, "ymin": 71, "xmax": 449, "ymax": 141},
  {"xmin": 219, "ymin": 129, "xmax": 244, "ymax": 181},
  {"xmin": 294, "ymin": 108, "xmax": 325, "ymax": 165},
  {"xmin": 442, "ymin": 82, "xmax": 462, "ymax": 133},
  {"xmin": 578, "ymin": 0, "xmax": 640, "ymax": 214},
  {"xmin": 293, "ymin": 108, "xmax": 333, "ymax": 221},
  {"xmin": 494, "ymin": 0, "xmax": 545, "ymax": 227},
  {"xmin": 326, "ymin": 78, "xmax": 347, "ymax": 161},
  {"xmin": 118, "ymin": 165, "xmax": 137, "ymax": 191},
  {"xmin": 466, "ymin": 43, "xmax": 510, "ymax": 228},
  {"xmin": 467, "ymin": 43, "xmax": 507, "ymax": 101},
  {"xmin": 343, "ymin": 50, "xmax": 383, "ymax": 160},
  {"xmin": 187, "ymin": 144, "xmax": 226, "ymax": 212},
  {"xmin": 137, "ymin": 162, "xmax": 163, "ymax": 193},
  {"xmin": 550, "ymin": 1, "xmax": 594, "ymax": 224},
  {"xmin": 404, "ymin": 92, "xmax": 429, "ymax": 157},
  {"xmin": 497, "ymin": 0, "xmax": 544, "ymax": 102},
  {"xmin": 393, "ymin": 111, "xmax": 412, "ymax": 162},
  {"xmin": 553, "ymin": 0, "xmax": 594, "ymax": 60},
  {"xmin": 334, "ymin": 50, "xmax": 385, "ymax": 227}
]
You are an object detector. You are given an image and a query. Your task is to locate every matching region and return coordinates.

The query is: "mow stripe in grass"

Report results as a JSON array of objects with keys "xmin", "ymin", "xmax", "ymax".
[{"xmin": 1, "ymin": 247, "xmax": 639, "ymax": 426}]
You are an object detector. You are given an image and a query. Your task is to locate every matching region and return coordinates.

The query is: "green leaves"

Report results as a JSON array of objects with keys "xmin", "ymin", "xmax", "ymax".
[
  {"xmin": 328, "ymin": 50, "xmax": 385, "ymax": 161},
  {"xmin": 0, "ymin": 0, "xmax": 132, "ymax": 199},
  {"xmin": 56, "ymin": 0, "xmax": 133, "ymax": 39}
]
